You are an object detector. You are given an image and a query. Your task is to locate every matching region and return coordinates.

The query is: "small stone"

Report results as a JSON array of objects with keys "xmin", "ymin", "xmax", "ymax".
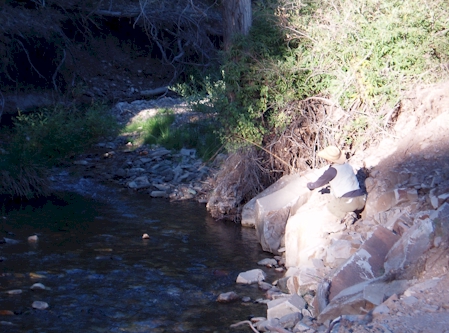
[
  {"xmin": 6, "ymin": 289, "xmax": 22, "ymax": 295},
  {"xmin": 241, "ymin": 296, "xmax": 251, "ymax": 302},
  {"xmin": 236, "ymin": 269, "xmax": 266, "ymax": 284},
  {"xmin": 32, "ymin": 301, "xmax": 49, "ymax": 310},
  {"xmin": 373, "ymin": 304, "xmax": 391, "ymax": 315},
  {"xmin": 0, "ymin": 310, "xmax": 14, "ymax": 316},
  {"xmin": 30, "ymin": 283, "xmax": 46, "ymax": 290},
  {"xmin": 257, "ymin": 258, "xmax": 278, "ymax": 267},
  {"xmin": 73, "ymin": 160, "xmax": 88, "ymax": 165},
  {"xmin": 28, "ymin": 235, "xmax": 38, "ymax": 242},
  {"xmin": 142, "ymin": 233, "xmax": 150, "ymax": 239},
  {"xmin": 3, "ymin": 238, "xmax": 19, "ymax": 245},
  {"xmin": 29, "ymin": 272, "xmax": 46, "ymax": 279},
  {"xmin": 216, "ymin": 291, "xmax": 239, "ymax": 303}
]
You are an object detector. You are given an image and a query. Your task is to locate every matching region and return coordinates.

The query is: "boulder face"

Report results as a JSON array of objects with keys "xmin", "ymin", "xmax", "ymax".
[{"xmin": 241, "ymin": 168, "xmax": 327, "ymax": 254}]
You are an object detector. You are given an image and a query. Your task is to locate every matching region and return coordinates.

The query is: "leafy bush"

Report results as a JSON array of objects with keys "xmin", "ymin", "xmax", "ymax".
[
  {"xmin": 212, "ymin": 0, "xmax": 449, "ymax": 156},
  {"xmin": 0, "ymin": 103, "xmax": 118, "ymax": 197},
  {"xmin": 121, "ymin": 109, "xmax": 221, "ymax": 160}
]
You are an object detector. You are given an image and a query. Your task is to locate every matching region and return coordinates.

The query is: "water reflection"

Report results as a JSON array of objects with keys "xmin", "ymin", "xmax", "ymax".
[{"xmin": 0, "ymin": 184, "xmax": 275, "ymax": 332}]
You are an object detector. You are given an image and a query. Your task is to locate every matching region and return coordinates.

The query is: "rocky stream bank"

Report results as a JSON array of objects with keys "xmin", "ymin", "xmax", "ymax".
[{"xmin": 56, "ymin": 83, "xmax": 449, "ymax": 333}]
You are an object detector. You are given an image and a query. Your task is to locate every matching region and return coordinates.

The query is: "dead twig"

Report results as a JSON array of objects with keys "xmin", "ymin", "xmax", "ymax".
[
  {"xmin": 15, "ymin": 38, "xmax": 46, "ymax": 80},
  {"xmin": 52, "ymin": 49, "xmax": 66, "ymax": 92}
]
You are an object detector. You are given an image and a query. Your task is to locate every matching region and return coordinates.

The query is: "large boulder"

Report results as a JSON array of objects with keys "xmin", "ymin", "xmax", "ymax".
[
  {"xmin": 248, "ymin": 169, "xmax": 326, "ymax": 253},
  {"xmin": 241, "ymin": 174, "xmax": 304, "ymax": 228},
  {"xmin": 317, "ymin": 279, "xmax": 410, "ymax": 324},
  {"xmin": 325, "ymin": 226, "xmax": 400, "ymax": 301},
  {"xmin": 284, "ymin": 190, "xmax": 346, "ymax": 268},
  {"xmin": 384, "ymin": 212, "xmax": 435, "ymax": 279}
]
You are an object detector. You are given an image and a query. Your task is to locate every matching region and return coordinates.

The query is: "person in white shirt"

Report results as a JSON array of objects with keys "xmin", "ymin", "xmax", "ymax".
[{"xmin": 307, "ymin": 146, "xmax": 366, "ymax": 223}]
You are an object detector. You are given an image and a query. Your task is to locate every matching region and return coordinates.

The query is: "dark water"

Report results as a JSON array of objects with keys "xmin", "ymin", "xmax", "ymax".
[{"xmin": 0, "ymin": 178, "xmax": 276, "ymax": 332}]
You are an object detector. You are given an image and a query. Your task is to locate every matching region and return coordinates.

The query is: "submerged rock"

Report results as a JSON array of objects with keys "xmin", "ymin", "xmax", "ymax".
[{"xmin": 32, "ymin": 301, "xmax": 49, "ymax": 310}]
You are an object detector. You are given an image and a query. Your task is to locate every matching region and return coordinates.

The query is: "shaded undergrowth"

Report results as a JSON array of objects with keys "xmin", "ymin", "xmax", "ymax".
[
  {"xmin": 0, "ymin": 103, "xmax": 118, "ymax": 198},
  {"xmin": 120, "ymin": 109, "xmax": 221, "ymax": 161}
]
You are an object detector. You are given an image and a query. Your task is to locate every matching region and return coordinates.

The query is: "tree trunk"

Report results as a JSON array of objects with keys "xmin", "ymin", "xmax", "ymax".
[{"xmin": 223, "ymin": 0, "xmax": 252, "ymax": 50}]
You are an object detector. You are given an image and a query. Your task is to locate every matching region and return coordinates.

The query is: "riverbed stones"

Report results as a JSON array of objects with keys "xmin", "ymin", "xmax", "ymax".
[
  {"xmin": 325, "ymin": 226, "xmax": 400, "ymax": 301},
  {"xmin": 236, "ymin": 269, "xmax": 266, "ymax": 284},
  {"xmin": 384, "ymin": 213, "xmax": 435, "ymax": 278},
  {"xmin": 30, "ymin": 283, "xmax": 47, "ymax": 290},
  {"xmin": 266, "ymin": 294, "xmax": 305, "ymax": 320},
  {"xmin": 27, "ymin": 235, "xmax": 38, "ymax": 242},
  {"xmin": 216, "ymin": 291, "xmax": 239, "ymax": 303},
  {"xmin": 32, "ymin": 301, "xmax": 49, "ymax": 310},
  {"xmin": 68, "ymin": 143, "xmax": 215, "ymax": 202}
]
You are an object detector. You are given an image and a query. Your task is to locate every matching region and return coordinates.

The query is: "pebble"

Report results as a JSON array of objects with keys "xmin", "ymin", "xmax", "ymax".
[
  {"xmin": 32, "ymin": 301, "xmax": 49, "ymax": 310},
  {"xmin": 30, "ymin": 283, "xmax": 47, "ymax": 290},
  {"xmin": 216, "ymin": 291, "xmax": 239, "ymax": 303},
  {"xmin": 6, "ymin": 289, "xmax": 22, "ymax": 295},
  {"xmin": 28, "ymin": 235, "xmax": 38, "ymax": 242},
  {"xmin": 0, "ymin": 310, "xmax": 14, "ymax": 315}
]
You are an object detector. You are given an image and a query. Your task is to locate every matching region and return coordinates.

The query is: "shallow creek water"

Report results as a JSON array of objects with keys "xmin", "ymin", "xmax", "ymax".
[{"xmin": 0, "ymin": 178, "xmax": 277, "ymax": 332}]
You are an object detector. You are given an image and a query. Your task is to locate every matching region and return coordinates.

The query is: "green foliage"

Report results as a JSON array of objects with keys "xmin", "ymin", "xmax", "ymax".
[
  {"xmin": 0, "ymin": 103, "xmax": 118, "ymax": 197},
  {"xmin": 215, "ymin": 0, "xmax": 449, "ymax": 152},
  {"xmin": 285, "ymin": 0, "xmax": 449, "ymax": 108},
  {"xmin": 121, "ymin": 109, "xmax": 221, "ymax": 160},
  {"xmin": 10, "ymin": 104, "xmax": 118, "ymax": 164}
]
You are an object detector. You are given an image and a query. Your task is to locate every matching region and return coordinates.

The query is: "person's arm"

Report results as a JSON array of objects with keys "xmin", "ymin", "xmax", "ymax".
[{"xmin": 307, "ymin": 167, "xmax": 337, "ymax": 190}]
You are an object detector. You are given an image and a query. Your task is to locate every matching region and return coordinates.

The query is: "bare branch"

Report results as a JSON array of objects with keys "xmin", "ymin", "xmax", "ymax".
[
  {"xmin": 52, "ymin": 49, "xmax": 66, "ymax": 92},
  {"xmin": 15, "ymin": 38, "xmax": 46, "ymax": 80}
]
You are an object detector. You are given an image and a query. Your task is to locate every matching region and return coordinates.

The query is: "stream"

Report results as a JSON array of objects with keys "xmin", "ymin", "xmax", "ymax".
[{"xmin": 0, "ymin": 176, "xmax": 277, "ymax": 332}]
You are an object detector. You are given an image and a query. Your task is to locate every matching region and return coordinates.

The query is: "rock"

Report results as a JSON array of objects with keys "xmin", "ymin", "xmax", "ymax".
[
  {"xmin": 216, "ymin": 291, "xmax": 239, "ymax": 303},
  {"xmin": 284, "ymin": 190, "xmax": 345, "ymax": 268},
  {"xmin": 285, "ymin": 266, "xmax": 323, "ymax": 296},
  {"xmin": 267, "ymin": 294, "xmax": 306, "ymax": 320},
  {"xmin": 255, "ymin": 318, "xmax": 281, "ymax": 332},
  {"xmin": 32, "ymin": 301, "xmax": 49, "ymax": 310},
  {"xmin": 180, "ymin": 148, "xmax": 196, "ymax": 157},
  {"xmin": 0, "ymin": 310, "xmax": 14, "ymax": 316},
  {"xmin": 142, "ymin": 233, "xmax": 150, "ymax": 239},
  {"xmin": 128, "ymin": 175, "xmax": 151, "ymax": 189},
  {"xmin": 293, "ymin": 321, "xmax": 312, "ymax": 332},
  {"xmin": 258, "ymin": 258, "xmax": 278, "ymax": 267},
  {"xmin": 30, "ymin": 283, "xmax": 46, "ymax": 290},
  {"xmin": 384, "ymin": 214, "xmax": 434, "ymax": 278},
  {"xmin": 236, "ymin": 269, "xmax": 266, "ymax": 284},
  {"xmin": 324, "ymin": 239, "xmax": 354, "ymax": 269},
  {"xmin": 3, "ymin": 238, "xmax": 19, "ymax": 244},
  {"xmin": 317, "ymin": 279, "xmax": 410, "ymax": 324},
  {"xmin": 254, "ymin": 174, "xmax": 312, "ymax": 254},
  {"xmin": 373, "ymin": 303, "xmax": 390, "ymax": 315},
  {"xmin": 150, "ymin": 190, "xmax": 168, "ymax": 198},
  {"xmin": 241, "ymin": 173, "xmax": 312, "ymax": 228},
  {"xmin": 73, "ymin": 160, "xmax": 89, "ymax": 165},
  {"xmin": 28, "ymin": 235, "xmax": 38, "ymax": 242},
  {"xmin": 278, "ymin": 311, "xmax": 303, "ymax": 329},
  {"xmin": 6, "ymin": 289, "xmax": 22, "ymax": 295},
  {"xmin": 326, "ymin": 226, "xmax": 400, "ymax": 301}
]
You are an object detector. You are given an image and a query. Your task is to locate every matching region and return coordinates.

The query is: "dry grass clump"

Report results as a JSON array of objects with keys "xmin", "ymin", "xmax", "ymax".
[
  {"xmin": 206, "ymin": 147, "xmax": 268, "ymax": 221},
  {"xmin": 0, "ymin": 167, "xmax": 49, "ymax": 199}
]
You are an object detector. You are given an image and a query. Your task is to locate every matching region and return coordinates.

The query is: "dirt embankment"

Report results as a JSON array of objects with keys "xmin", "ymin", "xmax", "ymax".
[{"xmin": 0, "ymin": 0, "xmax": 222, "ymax": 118}]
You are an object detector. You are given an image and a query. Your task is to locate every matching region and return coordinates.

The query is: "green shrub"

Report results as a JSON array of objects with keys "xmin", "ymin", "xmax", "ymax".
[
  {"xmin": 121, "ymin": 109, "xmax": 221, "ymax": 160},
  {"xmin": 0, "ymin": 103, "xmax": 118, "ymax": 197},
  {"xmin": 213, "ymin": 0, "xmax": 449, "ymax": 153}
]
